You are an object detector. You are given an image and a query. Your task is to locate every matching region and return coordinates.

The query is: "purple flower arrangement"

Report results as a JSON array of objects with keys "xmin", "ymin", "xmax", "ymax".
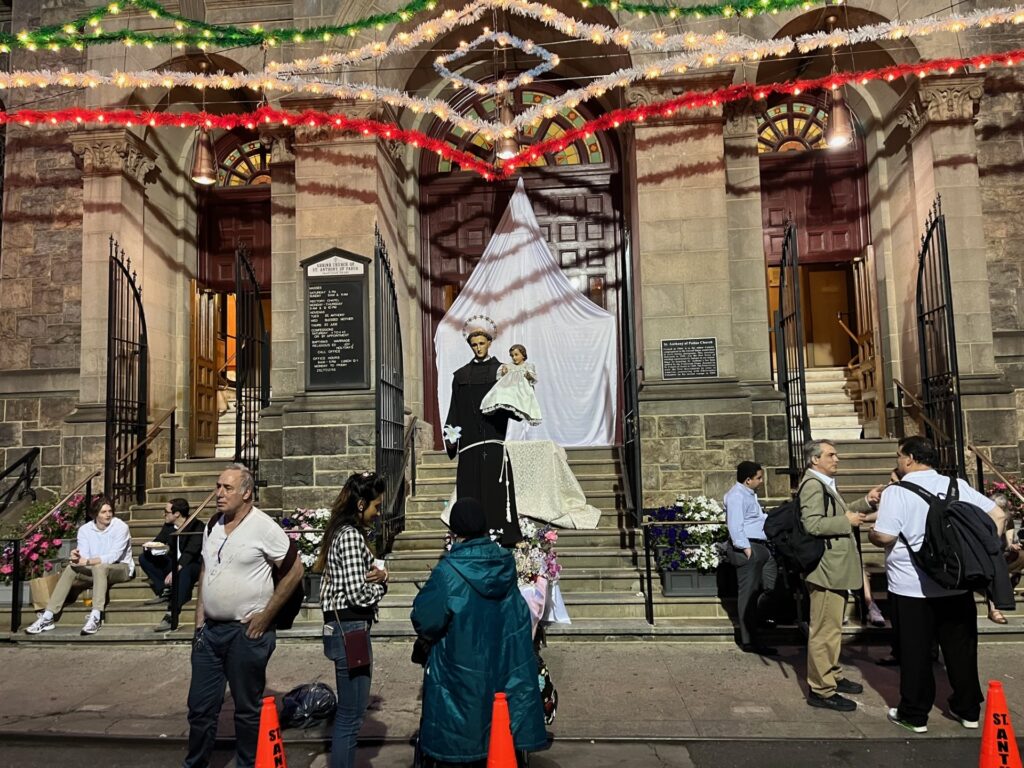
[{"xmin": 0, "ymin": 495, "xmax": 89, "ymax": 583}]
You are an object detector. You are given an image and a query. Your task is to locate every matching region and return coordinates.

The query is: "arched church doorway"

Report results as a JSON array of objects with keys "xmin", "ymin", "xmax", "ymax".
[
  {"xmin": 759, "ymin": 94, "xmax": 870, "ymax": 369},
  {"xmin": 418, "ymin": 82, "xmax": 624, "ymax": 447},
  {"xmin": 190, "ymin": 131, "xmax": 272, "ymax": 457}
]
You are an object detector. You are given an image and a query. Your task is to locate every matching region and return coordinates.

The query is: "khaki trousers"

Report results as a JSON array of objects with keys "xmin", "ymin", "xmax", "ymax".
[
  {"xmin": 806, "ymin": 583, "xmax": 847, "ymax": 697},
  {"xmin": 46, "ymin": 562, "xmax": 131, "ymax": 614}
]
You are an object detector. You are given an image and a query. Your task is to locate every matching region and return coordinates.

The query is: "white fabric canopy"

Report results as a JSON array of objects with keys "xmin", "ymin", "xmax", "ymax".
[{"xmin": 434, "ymin": 179, "xmax": 618, "ymax": 446}]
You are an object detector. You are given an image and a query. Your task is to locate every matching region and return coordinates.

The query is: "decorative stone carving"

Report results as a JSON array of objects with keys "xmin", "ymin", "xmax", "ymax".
[
  {"xmin": 919, "ymin": 78, "xmax": 985, "ymax": 123},
  {"xmin": 260, "ymin": 128, "xmax": 295, "ymax": 165},
  {"xmin": 626, "ymin": 71, "xmax": 734, "ymax": 126},
  {"xmin": 70, "ymin": 129, "xmax": 157, "ymax": 183},
  {"xmin": 896, "ymin": 75, "xmax": 985, "ymax": 142},
  {"xmin": 723, "ymin": 100, "xmax": 761, "ymax": 140}
]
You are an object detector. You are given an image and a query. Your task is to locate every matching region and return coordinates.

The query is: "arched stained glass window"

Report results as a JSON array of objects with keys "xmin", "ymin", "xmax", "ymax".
[
  {"xmin": 757, "ymin": 99, "xmax": 830, "ymax": 154},
  {"xmin": 216, "ymin": 139, "xmax": 271, "ymax": 187},
  {"xmin": 434, "ymin": 89, "xmax": 605, "ymax": 173}
]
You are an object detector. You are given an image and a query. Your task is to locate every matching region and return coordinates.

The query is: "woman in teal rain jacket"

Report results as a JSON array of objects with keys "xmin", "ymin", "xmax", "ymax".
[{"xmin": 411, "ymin": 498, "xmax": 546, "ymax": 764}]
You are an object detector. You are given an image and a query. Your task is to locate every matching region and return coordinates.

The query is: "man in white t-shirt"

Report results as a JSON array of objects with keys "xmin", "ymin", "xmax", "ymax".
[
  {"xmin": 869, "ymin": 436, "xmax": 994, "ymax": 734},
  {"xmin": 182, "ymin": 464, "xmax": 304, "ymax": 768}
]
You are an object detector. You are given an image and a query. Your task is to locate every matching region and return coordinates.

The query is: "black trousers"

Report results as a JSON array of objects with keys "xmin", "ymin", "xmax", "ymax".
[
  {"xmin": 891, "ymin": 591, "xmax": 983, "ymax": 727},
  {"xmin": 727, "ymin": 542, "xmax": 778, "ymax": 646},
  {"xmin": 139, "ymin": 549, "xmax": 200, "ymax": 609}
]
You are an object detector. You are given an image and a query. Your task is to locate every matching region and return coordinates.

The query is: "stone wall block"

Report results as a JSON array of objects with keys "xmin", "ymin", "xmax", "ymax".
[
  {"xmin": 705, "ymin": 414, "xmax": 752, "ymax": 440},
  {"xmin": 642, "ymin": 437, "xmax": 682, "ymax": 465},
  {"xmin": 348, "ymin": 424, "xmax": 376, "ymax": 447},
  {"xmin": 657, "ymin": 415, "xmax": 703, "ymax": 438},
  {"xmin": 659, "ymin": 470, "xmax": 705, "ymax": 493},
  {"xmin": 81, "ymin": 436, "xmax": 105, "ymax": 465},
  {"xmin": 0, "ymin": 422, "xmax": 22, "ymax": 447},
  {"xmin": 751, "ymin": 416, "xmax": 766, "ymax": 441},
  {"xmin": 22, "ymin": 428, "xmax": 61, "ymax": 447},
  {"xmin": 5, "ymin": 398, "xmax": 40, "ymax": 422},
  {"xmin": 38, "ymin": 397, "xmax": 76, "ymax": 429},
  {"xmin": 283, "ymin": 425, "xmax": 348, "ymax": 456},
  {"xmin": 766, "ymin": 415, "xmax": 788, "ymax": 441},
  {"xmin": 640, "ymin": 415, "xmax": 656, "ymax": 439},
  {"xmin": 282, "ymin": 457, "xmax": 314, "ymax": 486},
  {"xmin": 677, "ymin": 449, "xmax": 726, "ymax": 472},
  {"xmin": 966, "ymin": 409, "xmax": 1017, "ymax": 446}
]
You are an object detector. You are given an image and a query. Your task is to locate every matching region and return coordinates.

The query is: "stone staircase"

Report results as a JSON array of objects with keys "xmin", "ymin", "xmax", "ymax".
[
  {"xmin": 806, "ymin": 366, "xmax": 864, "ymax": 441},
  {"xmin": 377, "ymin": 447, "xmax": 659, "ymax": 628},
  {"xmin": 214, "ymin": 389, "xmax": 236, "ymax": 458}
]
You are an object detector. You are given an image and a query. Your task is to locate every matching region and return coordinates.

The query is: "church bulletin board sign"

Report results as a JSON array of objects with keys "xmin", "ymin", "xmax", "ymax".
[
  {"xmin": 661, "ymin": 337, "xmax": 719, "ymax": 380},
  {"xmin": 301, "ymin": 248, "xmax": 371, "ymax": 391}
]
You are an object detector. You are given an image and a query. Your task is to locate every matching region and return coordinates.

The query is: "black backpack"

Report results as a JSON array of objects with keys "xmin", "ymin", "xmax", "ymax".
[
  {"xmin": 764, "ymin": 479, "xmax": 832, "ymax": 575},
  {"xmin": 206, "ymin": 513, "xmax": 305, "ymax": 630},
  {"xmin": 895, "ymin": 478, "xmax": 983, "ymax": 591}
]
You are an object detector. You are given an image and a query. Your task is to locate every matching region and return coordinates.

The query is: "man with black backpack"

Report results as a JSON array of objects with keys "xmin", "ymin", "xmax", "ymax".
[{"xmin": 869, "ymin": 436, "xmax": 1009, "ymax": 734}]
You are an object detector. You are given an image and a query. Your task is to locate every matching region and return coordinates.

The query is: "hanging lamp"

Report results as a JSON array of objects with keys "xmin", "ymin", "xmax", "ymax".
[
  {"xmin": 496, "ymin": 98, "xmax": 519, "ymax": 161},
  {"xmin": 824, "ymin": 13, "xmax": 855, "ymax": 149},
  {"xmin": 190, "ymin": 128, "xmax": 217, "ymax": 185}
]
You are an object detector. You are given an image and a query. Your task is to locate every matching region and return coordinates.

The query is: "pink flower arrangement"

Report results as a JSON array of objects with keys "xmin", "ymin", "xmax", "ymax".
[{"xmin": 0, "ymin": 495, "xmax": 89, "ymax": 584}]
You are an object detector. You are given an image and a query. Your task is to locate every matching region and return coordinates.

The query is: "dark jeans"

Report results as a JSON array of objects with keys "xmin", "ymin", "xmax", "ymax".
[
  {"xmin": 323, "ymin": 619, "xmax": 373, "ymax": 768},
  {"xmin": 139, "ymin": 549, "xmax": 200, "ymax": 609},
  {"xmin": 182, "ymin": 620, "xmax": 276, "ymax": 768},
  {"xmin": 891, "ymin": 591, "xmax": 983, "ymax": 727}
]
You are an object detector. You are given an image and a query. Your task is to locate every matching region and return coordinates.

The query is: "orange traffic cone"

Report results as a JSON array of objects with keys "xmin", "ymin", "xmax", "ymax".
[
  {"xmin": 255, "ymin": 695, "xmax": 288, "ymax": 768},
  {"xmin": 980, "ymin": 680, "xmax": 1022, "ymax": 768},
  {"xmin": 486, "ymin": 692, "xmax": 517, "ymax": 768}
]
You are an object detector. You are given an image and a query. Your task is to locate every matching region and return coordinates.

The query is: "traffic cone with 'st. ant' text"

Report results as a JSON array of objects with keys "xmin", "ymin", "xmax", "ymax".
[
  {"xmin": 486, "ymin": 692, "xmax": 516, "ymax": 768},
  {"xmin": 255, "ymin": 695, "xmax": 288, "ymax": 768},
  {"xmin": 980, "ymin": 680, "xmax": 1021, "ymax": 768}
]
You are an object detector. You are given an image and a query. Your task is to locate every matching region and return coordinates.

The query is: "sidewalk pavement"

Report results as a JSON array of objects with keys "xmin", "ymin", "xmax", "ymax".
[{"xmin": 1, "ymin": 638, "xmax": 1022, "ymax": 746}]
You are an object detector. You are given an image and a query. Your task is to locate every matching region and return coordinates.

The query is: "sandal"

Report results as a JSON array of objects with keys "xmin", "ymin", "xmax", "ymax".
[{"xmin": 988, "ymin": 609, "xmax": 1009, "ymax": 625}]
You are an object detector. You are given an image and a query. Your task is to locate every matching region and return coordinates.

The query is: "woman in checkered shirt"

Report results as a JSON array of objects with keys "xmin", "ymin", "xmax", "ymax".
[{"xmin": 314, "ymin": 471, "xmax": 388, "ymax": 768}]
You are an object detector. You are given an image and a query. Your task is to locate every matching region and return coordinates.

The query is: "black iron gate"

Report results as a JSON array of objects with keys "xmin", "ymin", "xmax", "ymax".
[
  {"xmin": 916, "ymin": 197, "xmax": 965, "ymax": 478},
  {"xmin": 621, "ymin": 230, "xmax": 643, "ymax": 524},
  {"xmin": 234, "ymin": 243, "xmax": 270, "ymax": 495},
  {"xmin": 375, "ymin": 227, "xmax": 406, "ymax": 555},
  {"xmin": 774, "ymin": 221, "xmax": 811, "ymax": 488},
  {"xmin": 104, "ymin": 236, "xmax": 149, "ymax": 505}
]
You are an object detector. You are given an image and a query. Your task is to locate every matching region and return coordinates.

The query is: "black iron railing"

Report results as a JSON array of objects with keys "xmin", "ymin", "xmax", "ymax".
[
  {"xmin": 104, "ymin": 236, "xmax": 149, "ymax": 506},
  {"xmin": 375, "ymin": 227, "xmax": 409, "ymax": 556},
  {"xmin": 915, "ymin": 197, "xmax": 965, "ymax": 479},
  {"xmin": 620, "ymin": 230, "xmax": 643, "ymax": 527},
  {"xmin": 774, "ymin": 221, "xmax": 811, "ymax": 488},
  {"xmin": 234, "ymin": 243, "xmax": 270, "ymax": 496},
  {"xmin": 0, "ymin": 447, "xmax": 39, "ymax": 517}
]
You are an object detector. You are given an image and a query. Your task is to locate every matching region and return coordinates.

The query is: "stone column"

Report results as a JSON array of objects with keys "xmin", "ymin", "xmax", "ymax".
[
  {"xmin": 59, "ymin": 130, "xmax": 156, "ymax": 488},
  {"xmin": 897, "ymin": 76, "xmax": 1019, "ymax": 470},
  {"xmin": 264, "ymin": 101, "xmax": 381, "ymax": 511},
  {"xmin": 627, "ymin": 74, "xmax": 764, "ymax": 504}
]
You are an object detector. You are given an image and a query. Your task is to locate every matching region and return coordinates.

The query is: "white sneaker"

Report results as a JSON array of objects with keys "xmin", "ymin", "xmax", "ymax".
[
  {"xmin": 867, "ymin": 603, "xmax": 885, "ymax": 627},
  {"xmin": 956, "ymin": 715, "xmax": 979, "ymax": 729},
  {"xmin": 25, "ymin": 615, "xmax": 55, "ymax": 634},
  {"xmin": 81, "ymin": 614, "xmax": 102, "ymax": 636},
  {"xmin": 887, "ymin": 707, "xmax": 927, "ymax": 733}
]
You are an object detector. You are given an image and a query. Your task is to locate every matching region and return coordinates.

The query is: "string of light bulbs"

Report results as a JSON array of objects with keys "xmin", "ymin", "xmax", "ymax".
[{"xmin": 3, "ymin": 46, "xmax": 1019, "ymax": 181}]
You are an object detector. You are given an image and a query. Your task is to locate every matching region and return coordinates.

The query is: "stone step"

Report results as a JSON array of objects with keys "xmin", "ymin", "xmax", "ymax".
[
  {"xmin": 811, "ymin": 428, "xmax": 866, "ymax": 441},
  {"xmin": 806, "ymin": 403, "xmax": 861, "ymax": 417},
  {"xmin": 808, "ymin": 415, "xmax": 862, "ymax": 428},
  {"xmin": 384, "ymin": 547, "xmax": 638, "ymax": 572},
  {"xmin": 829, "ymin": 439, "xmax": 899, "ymax": 455},
  {"xmin": 382, "ymin": 568, "xmax": 641, "ymax": 595},
  {"xmin": 401, "ymin": 508, "xmax": 629, "ymax": 531},
  {"xmin": 145, "ymin": 486, "xmax": 222, "ymax": 505},
  {"xmin": 171, "ymin": 458, "xmax": 236, "ymax": 473},
  {"xmin": 413, "ymin": 474, "xmax": 623, "ymax": 496},
  {"xmin": 803, "ymin": 367, "xmax": 851, "ymax": 381},
  {"xmin": 414, "ymin": 458, "xmax": 622, "ymax": 482},
  {"xmin": 805, "ymin": 391, "xmax": 859, "ymax": 405},
  {"xmin": 830, "ymin": 453, "xmax": 899, "ymax": 471},
  {"xmin": 417, "ymin": 446, "xmax": 619, "ymax": 465},
  {"xmin": 391, "ymin": 528, "xmax": 639, "ymax": 551},
  {"xmin": 158, "ymin": 471, "xmax": 223, "ymax": 489}
]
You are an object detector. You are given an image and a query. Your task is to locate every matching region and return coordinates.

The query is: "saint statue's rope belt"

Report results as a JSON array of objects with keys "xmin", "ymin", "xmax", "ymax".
[{"xmin": 457, "ymin": 439, "xmax": 512, "ymax": 523}]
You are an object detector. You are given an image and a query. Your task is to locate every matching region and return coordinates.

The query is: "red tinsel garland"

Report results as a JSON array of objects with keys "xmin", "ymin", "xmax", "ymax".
[{"xmin": 3, "ymin": 47, "xmax": 1020, "ymax": 181}]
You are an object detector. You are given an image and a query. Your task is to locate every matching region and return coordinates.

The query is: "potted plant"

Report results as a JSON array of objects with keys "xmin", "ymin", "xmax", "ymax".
[
  {"xmin": 0, "ymin": 495, "xmax": 89, "ymax": 606},
  {"xmin": 280, "ymin": 508, "xmax": 330, "ymax": 605},
  {"xmin": 648, "ymin": 495, "xmax": 728, "ymax": 597}
]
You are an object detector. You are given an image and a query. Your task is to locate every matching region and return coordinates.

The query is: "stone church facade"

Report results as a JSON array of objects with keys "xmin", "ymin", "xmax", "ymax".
[{"xmin": 0, "ymin": 0, "xmax": 1021, "ymax": 509}]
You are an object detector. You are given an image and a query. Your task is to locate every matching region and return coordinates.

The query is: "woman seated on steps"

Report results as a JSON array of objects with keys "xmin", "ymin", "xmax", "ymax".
[{"xmin": 25, "ymin": 496, "xmax": 135, "ymax": 636}]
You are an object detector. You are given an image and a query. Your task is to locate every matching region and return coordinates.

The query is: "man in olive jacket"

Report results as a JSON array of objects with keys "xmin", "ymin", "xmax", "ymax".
[
  {"xmin": 411, "ymin": 498, "xmax": 546, "ymax": 764},
  {"xmin": 800, "ymin": 439, "xmax": 878, "ymax": 712}
]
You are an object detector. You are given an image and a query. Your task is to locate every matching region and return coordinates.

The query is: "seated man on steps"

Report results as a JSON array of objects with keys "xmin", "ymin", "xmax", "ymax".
[
  {"xmin": 26, "ymin": 496, "xmax": 135, "ymax": 636},
  {"xmin": 139, "ymin": 497, "xmax": 204, "ymax": 632}
]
